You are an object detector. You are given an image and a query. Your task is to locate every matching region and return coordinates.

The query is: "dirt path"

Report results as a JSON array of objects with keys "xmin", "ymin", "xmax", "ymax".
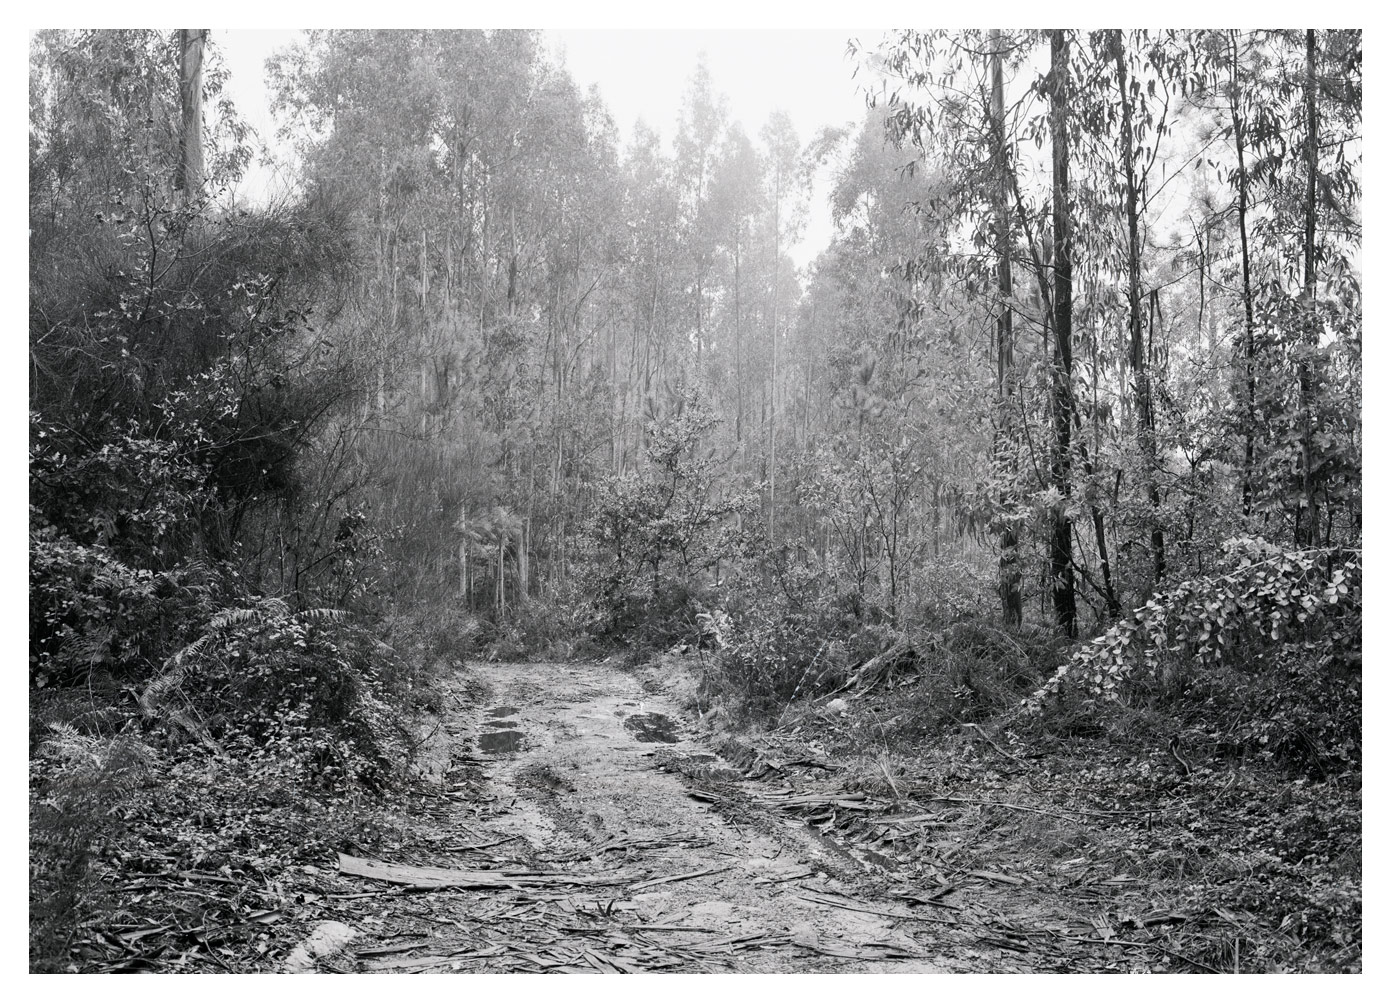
[{"xmin": 319, "ymin": 661, "xmax": 951, "ymax": 973}]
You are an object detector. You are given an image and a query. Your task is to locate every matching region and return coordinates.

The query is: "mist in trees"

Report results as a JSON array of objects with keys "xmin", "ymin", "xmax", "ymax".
[{"xmin": 31, "ymin": 27, "xmax": 1361, "ymax": 678}]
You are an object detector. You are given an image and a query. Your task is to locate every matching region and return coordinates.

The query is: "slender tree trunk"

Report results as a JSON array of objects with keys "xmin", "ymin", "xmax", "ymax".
[
  {"xmin": 176, "ymin": 29, "xmax": 206, "ymax": 200},
  {"xmin": 989, "ymin": 29, "xmax": 1023, "ymax": 628},
  {"xmin": 734, "ymin": 225, "xmax": 744, "ymax": 453},
  {"xmin": 1299, "ymin": 28, "xmax": 1321, "ymax": 546},
  {"xmin": 769, "ymin": 167, "xmax": 780, "ymax": 542},
  {"xmin": 1228, "ymin": 30, "xmax": 1258, "ymax": 518},
  {"xmin": 1048, "ymin": 29, "xmax": 1078, "ymax": 638},
  {"xmin": 1113, "ymin": 31, "xmax": 1166, "ymax": 585}
]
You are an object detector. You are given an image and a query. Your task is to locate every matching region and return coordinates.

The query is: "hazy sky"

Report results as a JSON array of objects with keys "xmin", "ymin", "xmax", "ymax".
[{"xmin": 212, "ymin": 29, "xmax": 892, "ymax": 270}]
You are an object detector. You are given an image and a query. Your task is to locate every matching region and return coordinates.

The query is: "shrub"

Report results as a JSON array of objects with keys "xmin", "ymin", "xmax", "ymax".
[
  {"xmin": 1025, "ymin": 538, "xmax": 1361, "ymax": 713},
  {"xmin": 1021, "ymin": 538, "xmax": 1362, "ymax": 773},
  {"xmin": 29, "ymin": 521, "xmax": 219, "ymax": 688},
  {"xmin": 145, "ymin": 598, "xmax": 410, "ymax": 791},
  {"xmin": 29, "ymin": 723, "xmax": 156, "ymax": 971},
  {"xmin": 582, "ymin": 394, "xmax": 759, "ymax": 648}
]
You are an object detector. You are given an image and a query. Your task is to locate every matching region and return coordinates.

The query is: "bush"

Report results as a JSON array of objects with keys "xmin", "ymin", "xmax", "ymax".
[
  {"xmin": 1026, "ymin": 538, "xmax": 1361, "ymax": 712},
  {"xmin": 1022, "ymin": 537, "xmax": 1361, "ymax": 775},
  {"xmin": 146, "ymin": 598, "xmax": 410, "ymax": 791},
  {"xmin": 29, "ymin": 521, "xmax": 219, "ymax": 689},
  {"xmin": 29, "ymin": 723, "xmax": 156, "ymax": 971},
  {"xmin": 582, "ymin": 395, "xmax": 759, "ymax": 648}
]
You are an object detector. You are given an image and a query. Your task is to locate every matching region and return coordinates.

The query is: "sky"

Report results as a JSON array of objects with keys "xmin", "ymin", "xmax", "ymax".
[{"xmin": 211, "ymin": 29, "xmax": 893, "ymax": 270}]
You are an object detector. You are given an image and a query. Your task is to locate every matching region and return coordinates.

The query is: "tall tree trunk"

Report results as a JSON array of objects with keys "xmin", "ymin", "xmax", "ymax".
[
  {"xmin": 1228, "ymin": 30, "xmax": 1257, "ymax": 518},
  {"xmin": 734, "ymin": 225, "xmax": 744, "ymax": 455},
  {"xmin": 989, "ymin": 28, "xmax": 1023, "ymax": 628},
  {"xmin": 1048, "ymin": 29, "xmax": 1078, "ymax": 638},
  {"xmin": 176, "ymin": 29, "xmax": 206, "ymax": 199},
  {"xmin": 768, "ymin": 166, "xmax": 780, "ymax": 542},
  {"xmin": 1299, "ymin": 28, "xmax": 1320, "ymax": 546},
  {"xmin": 1113, "ymin": 31, "xmax": 1166, "ymax": 586}
]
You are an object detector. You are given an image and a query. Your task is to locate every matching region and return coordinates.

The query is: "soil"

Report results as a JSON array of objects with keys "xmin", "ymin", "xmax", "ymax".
[{"xmin": 307, "ymin": 660, "xmax": 950, "ymax": 973}]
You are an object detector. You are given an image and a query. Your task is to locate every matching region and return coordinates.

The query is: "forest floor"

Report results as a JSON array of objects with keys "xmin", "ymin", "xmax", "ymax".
[
  {"xmin": 262, "ymin": 654, "xmax": 1364, "ymax": 974},
  {"xmin": 38, "ymin": 654, "xmax": 1359, "ymax": 974},
  {"xmin": 275, "ymin": 659, "xmax": 949, "ymax": 974}
]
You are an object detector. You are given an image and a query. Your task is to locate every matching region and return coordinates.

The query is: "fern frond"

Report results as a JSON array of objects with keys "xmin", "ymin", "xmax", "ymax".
[
  {"xmin": 206, "ymin": 606, "xmax": 263, "ymax": 633},
  {"xmin": 298, "ymin": 607, "xmax": 348, "ymax": 624}
]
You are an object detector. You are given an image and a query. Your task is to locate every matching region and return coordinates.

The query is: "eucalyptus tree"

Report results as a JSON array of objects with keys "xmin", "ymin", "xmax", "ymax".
[
  {"xmin": 1182, "ymin": 29, "xmax": 1361, "ymax": 548},
  {"xmin": 1044, "ymin": 30, "xmax": 1078, "ymax": 636},
  {"xmin": 872, "ymin": 28, "xmax": 1094, "ymax": 633},
  {"xmin": 757, "ymin": 109, "xmax": 806, "ymax": 535},
  {"xmin": 674, "ymin": 56, "xmax": 728, "ymax": 364},
  {"xmin": 788, "ymin": 108, "xmax": 995, "ymax": 622},
  {"xmin": 708, "ymin": 122, "xmax": 765, "ymax": 460},
  {"xmin": 176, "ymin": 29, "xmax": 207, "ymax": 198}
]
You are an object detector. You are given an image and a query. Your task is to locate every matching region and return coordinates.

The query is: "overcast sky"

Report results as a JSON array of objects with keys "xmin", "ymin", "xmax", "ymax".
[{"xmin": 213, "ymin": 29, "xmax": 892, "ymax": 270}]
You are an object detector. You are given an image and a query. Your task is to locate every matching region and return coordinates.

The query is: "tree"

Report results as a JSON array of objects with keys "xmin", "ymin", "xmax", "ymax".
[
  {"xmin": 1047, "ymin": 30, "xmax": 1078, "ymax": 637},
  {"xmin": 988, "ymin": 29, "xmax": 1023, "ymax": 627},
  {"xmin": 674, "ymin": 56, "xmax": 728, "ymax": 363},
  {"xmin": 1107, "ymin": 29, "xmax": 1166, "ymax": 586},
  {"xmin": 176, "ymin": 29, "xmax": 206, "ymax": 198},
  {"xmin": 758, "ymin": 110, "xmax": 804, "ymax": 538}
]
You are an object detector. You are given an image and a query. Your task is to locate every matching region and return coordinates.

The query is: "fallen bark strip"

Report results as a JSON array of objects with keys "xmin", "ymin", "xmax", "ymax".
[
  {"xmin": 628, "ymin": 864, "xmax": 732, "ymax": 891},
  {"xmin": 362, "ymin": 945, "xmax": 508, "ymax": 972},
  {"xmin": 356, "ymin": 940, "xmax": 430, "ymax": 957},
  {"xmin": 881, "ymin": 812, "xmax": 950, "ymax": 826},
  {"xmin": 794, "ymin": 893, "xmax": 916, "ymax": 921},
  {"xmin": 338, "ymin": 852, "xmax": 631, "ymax": 889},
  {"xmin": 677, "ymin": 932, "xmax": 791, "ymax": 953},
  {"xmin": 966, "ymin": 869, "xmax": 1029, "ymax": 886},
  {"xmin": 443, "ymin": 836, "xmax": 522, "ymax": 852},
  {"xmin": 798, "ymin": 890, "xmax": 958, "ymax": 926},
  {"xmin": 795, "ymin": 941, "xmax": 891, "ymax": 961},
  {"xmin": 761, "ymin": 791, "xmax": 866, "ymax": 806}
]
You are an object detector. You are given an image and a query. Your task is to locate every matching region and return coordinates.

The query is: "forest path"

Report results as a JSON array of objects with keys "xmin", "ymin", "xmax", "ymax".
[{"xmin": 332, "ymin": 661, "xmax": 949, "ymax": 973}]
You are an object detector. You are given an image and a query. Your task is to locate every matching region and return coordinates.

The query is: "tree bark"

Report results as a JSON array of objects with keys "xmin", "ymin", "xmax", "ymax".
[
  {"xmin": 1048, "ymin": 29, "xmax": 1078, "ymax": 638},
  {"xmin": 1228, "ymin": 30, "xmax": 1257, "ymax": 518},
  {"xmin": 989, "ymin": 29, "xmax": 1023, "ymax": 628},
  {"xmin": 176, "ymin": 29, "xmax": 206, "ymax": 199},
  {"xmin": 1113, "ymin": 31, "xmax": 1166, "ymax": 586},
  {"xmin": 1299, "ymin": 28, "xmax": 1320, "ymax": 546}
]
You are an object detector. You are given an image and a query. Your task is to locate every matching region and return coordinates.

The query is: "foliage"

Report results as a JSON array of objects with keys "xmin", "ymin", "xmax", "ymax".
[
  {"xmin": 30, "ymin": 722, "xmax": 157, "ymax": 971},
  {"xmin": 1025, "ymin": 537, "xmax": 1361, "ymax": 713},
  {"xmin": 29, "ymin": 519, "xmax": 220, "ymax": 690},
  {"xmin": 584, "ymin": 397, "xmax": 759, "ymax": 645},
  {"xmin": 147, "ymin": 597, "xmax": 410, "ymax": 791}
]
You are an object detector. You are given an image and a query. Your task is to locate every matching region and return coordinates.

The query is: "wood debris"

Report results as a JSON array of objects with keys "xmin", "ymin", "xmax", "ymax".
[
  {"xmin": 337, "ymin": 852, "xmax": 632, "ymax": 889},
  {"xmin": 629, "ymin": 864, "xmax": 732, "ymax": 891}
]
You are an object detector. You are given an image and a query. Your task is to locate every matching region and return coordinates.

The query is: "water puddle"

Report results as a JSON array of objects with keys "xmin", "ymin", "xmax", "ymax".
[
  {"xmin": 623, "ymin": 712, "xmax": 679, "ymax": 744},
  {"xmin": 484, "ymin": 720, "xmax": 519, "ymax": 729},
  {"xmin": 478, "ymin": 730, "xmax": 524, "ymax": 755},
  {"xmin": 486, "ymin": 707, "xmax": 520, "ymax": 718}
]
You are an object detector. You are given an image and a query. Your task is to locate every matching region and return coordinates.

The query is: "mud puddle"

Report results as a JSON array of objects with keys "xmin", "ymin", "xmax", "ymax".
[
  {"xmin": 623, "ymin": 712, "xmax": 680, "ymax": 743},
  {"xmin": 477, "ymin": 730, "xmax": 524, "ymax": 755}
]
